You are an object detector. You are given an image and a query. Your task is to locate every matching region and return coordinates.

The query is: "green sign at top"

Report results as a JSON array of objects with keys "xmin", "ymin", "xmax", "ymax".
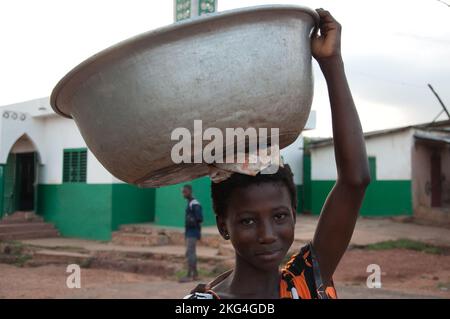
[
  {"xmin": 175, "ymin": 0, "xmax": 217, "ymax": 22},
  {"xmin": 199, "ymin": 0, "xmax": 216, "ymax": 15},
  {"xmin": 175, "ymin": 0, "xmax": 192, "ymax": 22}
]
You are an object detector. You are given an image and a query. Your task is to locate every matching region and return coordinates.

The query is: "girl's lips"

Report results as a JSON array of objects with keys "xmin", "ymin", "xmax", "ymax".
[{"xmin": 255, "ymin": 248, "xmax": 283, "ymax": 261}]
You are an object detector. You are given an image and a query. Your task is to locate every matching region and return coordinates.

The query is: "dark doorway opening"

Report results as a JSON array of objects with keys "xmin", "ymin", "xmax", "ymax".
[
  {"xmin": 15, "ymin": 152, "xmax": 35, "ymax": 211},
  {"xmin": 430, "ymin": 150, "xmax": 442, "ymax": 208}
]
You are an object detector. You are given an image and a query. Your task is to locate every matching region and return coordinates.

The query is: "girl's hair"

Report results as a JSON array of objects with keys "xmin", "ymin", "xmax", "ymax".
[{"xmin": 211, "ymin": 164, "xmax": 297, "ymax": 217}]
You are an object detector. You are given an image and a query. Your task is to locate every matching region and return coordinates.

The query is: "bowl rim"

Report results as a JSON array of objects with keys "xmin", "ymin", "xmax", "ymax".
[{"xmin": 50, "ymin": 4, "xmax": 319, "ymax": 118}]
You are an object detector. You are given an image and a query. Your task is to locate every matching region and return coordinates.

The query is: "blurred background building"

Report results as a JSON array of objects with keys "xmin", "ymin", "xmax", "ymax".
[
  {"xmin": 0, "ymin": 1, "xmax": 449, "ymax": 241},
  {"xmin": 305, "ymin": 121, "xmax": 450, "ymax": 226}
]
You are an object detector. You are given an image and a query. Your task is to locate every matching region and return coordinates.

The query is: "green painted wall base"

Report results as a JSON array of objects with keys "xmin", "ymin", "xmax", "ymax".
[
  {"xmin": 37, "ymin": 184, "xmax": 112, "ymax": 240},
  {"xmin": 310, "ymin": 180, "xmax": 412, "ymax": 216},
  {"xmin": 37, "ymin": 183, "xmax": 155, "ymax": 241},
  {"xmin": 154, "ymin": 176, "xmax": 215, "ymax": 227},
  {"xmin": 112, "ymin": 184, "xmax": 155, "ymax": 231},
  {"xmin": 154, "ymin": 178, "xmax": 305, "ymax": 228}
]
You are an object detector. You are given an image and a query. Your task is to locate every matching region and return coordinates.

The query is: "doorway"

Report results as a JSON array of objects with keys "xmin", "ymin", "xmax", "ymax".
[
  {"xmin": 430, "ymin": 150, "xmax": 442, "ymax": 208},
  {"xmin": 2, "ymin": 152, "xmax": 37, "ymax": 216}
]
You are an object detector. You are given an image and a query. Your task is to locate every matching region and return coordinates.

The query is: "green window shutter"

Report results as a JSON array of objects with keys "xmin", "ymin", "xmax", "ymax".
[
  {"xmin": 70, "ymin": 151, "xmax": 79, "ymax": 182},
  {"xmin": 63, "ymin": 152, "xmax": 71, "ymax": 182},
  {"xmin": 63, "ymin": 148, "xmax": 88, "ymax": 183},
  {"xmin": 79, "ymin": 150, "xmax": 87, "ymax": 182}
]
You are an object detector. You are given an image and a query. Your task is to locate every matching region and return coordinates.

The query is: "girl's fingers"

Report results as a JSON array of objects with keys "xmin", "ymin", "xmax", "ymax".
[
  {"xmin": 319, "ymin": 22, "xmax": 334, "ymax": 35},
  {"xmin": 316, "ymin": 8, "xmax": 331, "ymax": 18},
  {"xmin": 316, "ymin": 8, "xmax": 337, "ymax": 24},
  {"xmin": 315, "ymin": 8, "xmax": 341, "ymax": 39}
]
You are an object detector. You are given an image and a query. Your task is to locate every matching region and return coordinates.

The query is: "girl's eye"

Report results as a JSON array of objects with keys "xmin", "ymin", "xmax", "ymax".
[
  {"xmin": 241, "ymin": 218, "xmax": 255, "ymax": 225},
  {"xmin": 274, "ymin": 212, "xmax": 288, "ymax": 221}
]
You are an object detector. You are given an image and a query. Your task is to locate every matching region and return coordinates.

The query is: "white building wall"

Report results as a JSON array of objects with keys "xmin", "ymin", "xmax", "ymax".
[
  {"xmin": 1, "ymin": 98, "xmax": 115, "ymax": 185},
  {"xmin": 39, "ymin": 116, "xmax": 113, "ymax": 184},
  {"xmin": 0, "ymin": 112, "xmax": 46, "ymax": 164},
  {"xmin": 2, "ymin": 98, "xmax": 317, "ymax": 186},
  {"xmin": 311, "ymin": 146, "xmax": 336, "ymax": 180},
  {"xmin": 280, "ymin": 111, "xmax": 316, "ymax": 185},
  {"xmin": 87, "ymin": 152, "xmax": 115, "ymax": 184},
  {"xmin": 281, "ymin": 135, "xmax": 304, "ymax": 185},
  {"xmin": 311, "ymin": 129, "xmax": 413, "ymax": 181}
]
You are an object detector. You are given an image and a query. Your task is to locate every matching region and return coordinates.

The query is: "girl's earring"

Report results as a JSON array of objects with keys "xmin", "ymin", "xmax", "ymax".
[{"xmin": 224, "ymin": 233, "xmax": 230, "ymax": 240}]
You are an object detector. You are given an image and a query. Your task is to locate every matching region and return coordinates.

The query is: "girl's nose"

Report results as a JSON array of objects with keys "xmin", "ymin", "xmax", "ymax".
[{"xmin": 257, "ymin": 220, "xmax": 277, "ymax": 244}]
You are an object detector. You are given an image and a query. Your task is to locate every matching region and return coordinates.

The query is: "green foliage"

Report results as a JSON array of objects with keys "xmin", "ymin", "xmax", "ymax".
[{"xmin": 363, "ymin": 239, "xmax": 444, "ymax": 255}]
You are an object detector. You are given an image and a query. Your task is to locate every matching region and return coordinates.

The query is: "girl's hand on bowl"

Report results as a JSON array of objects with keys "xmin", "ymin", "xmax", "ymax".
[{"xmin": 311, "ymin": 8, "xmax": 342, "ymax": 63}]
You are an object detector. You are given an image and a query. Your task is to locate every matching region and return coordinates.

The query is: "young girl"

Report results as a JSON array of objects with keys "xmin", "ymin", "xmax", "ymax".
[{"xmin": 185, "ymin": 8, "xmax": 370, "ymax": 299}]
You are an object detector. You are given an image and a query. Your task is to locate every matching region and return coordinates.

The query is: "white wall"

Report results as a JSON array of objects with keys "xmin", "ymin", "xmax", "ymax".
[
  {"xmin": 281, "ymin": 134, "xmax": 304, "ymax": 185},
  {"xmin": 0, "ymin": 110, "xmax": 47, "ymax": 164},
  {"xmin": 311, "ymin": 129, "xmax": 413, "ymax": 180},
  {"xmin": 2, "ymin": 97, "xmax": 317, "ymax": 186},
  {"xmin": 0, "ymin": 97, "xmax": 54, "ymax": 117},
  {"xmin": 40, "ymin": 116, "xmax": 113, "ymax": 184},
  {"xmin": 10, "ymin": 135, "xmax": 36, "ymax": 153},
  {"xmin": 280, "ymin": 111, "xmax": 316, "ymax": 185},
  {"xmin": 1, "ymin": 98, "xmax": 115, "ymax": 184}
]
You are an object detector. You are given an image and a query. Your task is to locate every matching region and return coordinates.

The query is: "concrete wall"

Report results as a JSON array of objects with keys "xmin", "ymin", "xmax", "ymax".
[
  {"xmin": 443, "ymin": 148, "xmax": 450, "ymax": 207},
  {"xmin": 281, "ymin": 111, "xmax": 316, "ymax": 186},
  {"xmin": 1, "ymin": 99, "xmax": 155, "ymax": 240},
  {"xmin": 281, "ymin": 134, "xmax": 304, "ymax": 185},
  {"xmin": 37, "ymin": 115, "xmax": 155, "ymax": 239},
  {"xmin": 412, "ymin": 140, "xmax": 450, "ymax": 226},
  {"xmin": 154, "ymin": 176, "xmax": 215, "ymax": 227},
  {"xmin": 311, "ymin": 129, "xmax": 413, "ymax": 181},
  {"xmin": 308, "ymin": 129, "xmax": 414, "ymax": 216},
  {"xmin": 39, "ymin": 115, "xmax": 113, "ymax": 184},
  {"xmin": 1, "ymin": 97, "xmax": 315, "ymax": 236},
  {"xmin": 0, "ymin": 110, "xmax": 46, "ymax": 165}
]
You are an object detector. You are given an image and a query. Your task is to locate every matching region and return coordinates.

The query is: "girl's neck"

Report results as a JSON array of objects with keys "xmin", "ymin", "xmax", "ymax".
[{"xmin": 227, "ymin": 256, "xmax": 280, "ymax": 298}]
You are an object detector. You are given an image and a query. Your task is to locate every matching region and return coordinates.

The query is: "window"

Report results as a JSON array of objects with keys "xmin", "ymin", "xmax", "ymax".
[{"xmin": 63, "ymin": 148, "xmax": 87, "ymax": 183}]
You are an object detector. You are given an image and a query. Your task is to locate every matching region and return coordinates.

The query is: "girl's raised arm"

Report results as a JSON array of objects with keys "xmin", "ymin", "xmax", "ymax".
[{"xmin": 310, "ymin": 9, "xmax": 371, "ymax": 285}]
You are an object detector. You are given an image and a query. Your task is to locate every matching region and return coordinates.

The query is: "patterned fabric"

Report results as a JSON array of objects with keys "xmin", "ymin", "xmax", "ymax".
[
  {"xmin": 184, "ymin": 243, "xmax": 337, "ymax": 299},
  {"xmin": 280, "ymin": 243, "xmax": 337, "ymax": 299}
]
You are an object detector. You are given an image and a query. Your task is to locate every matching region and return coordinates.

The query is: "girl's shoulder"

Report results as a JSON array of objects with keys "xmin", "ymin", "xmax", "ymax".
[
  {"xmin": 183, "ymin": 270, "xmax": 233, "ymax": 299},
  {"xmin": 280, "ymin": 242, "xmax": 337, "ymax": 299},
  {"xmin": 182, "ymin": 243, "xmax": 338, "ymax": 299}
]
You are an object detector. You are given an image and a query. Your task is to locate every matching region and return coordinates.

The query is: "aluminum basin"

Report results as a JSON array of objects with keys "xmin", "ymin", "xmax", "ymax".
[{"xmin": 50, "ymin": 5, "xmax": 319, "ymax": 187}]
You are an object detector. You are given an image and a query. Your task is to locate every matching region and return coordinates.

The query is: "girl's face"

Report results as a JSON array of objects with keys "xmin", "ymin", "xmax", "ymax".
[{"xmin": 218, "ymin": 182, "xmax": 296, "ymax": 271}]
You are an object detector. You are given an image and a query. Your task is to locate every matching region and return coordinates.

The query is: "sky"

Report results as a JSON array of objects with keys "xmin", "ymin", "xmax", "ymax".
[{"xmin": 0, "ymin": 0, "xmax": 449, "ymax": 137}]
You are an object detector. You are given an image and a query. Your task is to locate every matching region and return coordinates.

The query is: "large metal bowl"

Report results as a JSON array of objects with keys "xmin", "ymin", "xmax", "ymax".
[{"xmin": 50, "ymin": 5, "xmax": 319, "ymax": 187}]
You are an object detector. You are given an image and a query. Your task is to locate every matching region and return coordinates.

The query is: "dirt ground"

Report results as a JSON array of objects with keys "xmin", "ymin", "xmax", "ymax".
[
  {"xmin": 1, "ymin": 247, "xmax": 449, "ymax": 299},
  {"xmin": 333, "ymin": 248, "xmax": 450, "ymax": 298}
]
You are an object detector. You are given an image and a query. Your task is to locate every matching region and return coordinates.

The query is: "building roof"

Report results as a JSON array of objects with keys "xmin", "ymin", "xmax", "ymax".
[
  {"xmin": 0, "ymin": 97, "xmax": 55, "ymax": 118},
  {"xmin": 308, "ymin": 119, "xmax": 450, "ymax": 149},
  {"xmin": 414, "ymin": 129, "xmax": 450, "ymax": 146}
]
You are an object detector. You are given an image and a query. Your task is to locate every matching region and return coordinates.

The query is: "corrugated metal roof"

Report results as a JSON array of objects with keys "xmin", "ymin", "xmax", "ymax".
[
  {"xmin": 414, "ymin": 130, "xmax": 450, "ymax": 145},
  {"xmin": 308, "ymin": 119, "xmax": 450, "ymax": 149}
]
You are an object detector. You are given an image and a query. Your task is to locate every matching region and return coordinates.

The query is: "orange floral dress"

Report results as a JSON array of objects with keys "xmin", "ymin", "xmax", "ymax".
[{"xmin": 184, "ymin": 242, "xmax": 337, "ymax": 299}]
